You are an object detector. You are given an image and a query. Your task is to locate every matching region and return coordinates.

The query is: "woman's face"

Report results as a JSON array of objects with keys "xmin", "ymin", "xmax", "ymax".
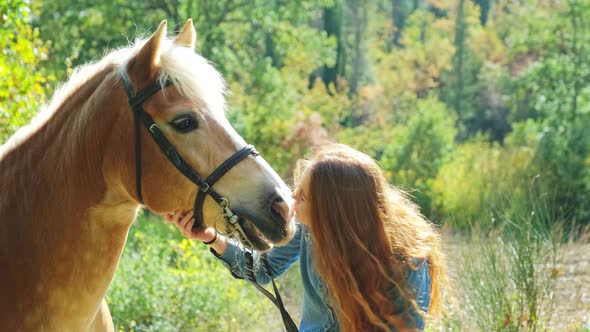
[{"xmin": 292, "ymin": 167, "xmax": 312, "ymax": 226}]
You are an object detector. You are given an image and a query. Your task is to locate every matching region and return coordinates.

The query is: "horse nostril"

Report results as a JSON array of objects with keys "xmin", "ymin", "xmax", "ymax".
[{"xmin": 271, "ymin": 195, "xmax": 290, "ymax": 224}]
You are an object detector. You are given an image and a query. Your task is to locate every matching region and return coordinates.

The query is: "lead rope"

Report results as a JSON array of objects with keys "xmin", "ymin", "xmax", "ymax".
[
  {"xmin": 217, "ymin": 204, "xmax": 298, "ymax": 332},
  {"xmin": 245, "ymin": 252, "xmax": 299, "ymax": 332}
]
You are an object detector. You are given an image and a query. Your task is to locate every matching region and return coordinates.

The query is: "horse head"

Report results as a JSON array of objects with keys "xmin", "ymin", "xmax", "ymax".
[{"xmin": 112, "ymin": 20, "xmax": 294, "ymax": 250}]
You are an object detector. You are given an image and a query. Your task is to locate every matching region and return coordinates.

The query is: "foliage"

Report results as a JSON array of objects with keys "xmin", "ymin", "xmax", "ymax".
[
  {"xmin": 227, "ymin": 66, "xmax": 349, "ymax": 178},
  {"xmin": 32, "ymin": 1, "xmax": 158, "ymax": 78},
  {"xmin": 31, "ymin": 0, "xmax": 334, "ymax": 81},
  {"xmin": 505, "ymin": 0, "xmax": 590, "ymax": 224},
  {"xmin": 379, "ymin": 96, "xmax": 456, "ymax": 218},
  {"xmin": 0, "ymin": 0, "xmax": 50, "ymax": 143},
  {"xmin": 432, "ymin": 133, "xmax": 535, "ymax": 230},
  {"xmin": 366, "ymin": 7, "xmax": 455, "ymax": 125}
]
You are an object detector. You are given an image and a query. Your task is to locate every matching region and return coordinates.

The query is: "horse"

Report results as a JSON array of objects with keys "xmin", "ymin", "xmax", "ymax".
[{"xmin": 0, "ymin": 19, "xmax": 294, "ymax": 331}]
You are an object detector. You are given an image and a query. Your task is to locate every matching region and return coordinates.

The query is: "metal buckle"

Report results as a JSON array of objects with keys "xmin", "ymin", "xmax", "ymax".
[
  {"xmin": 201, "ymin": 183, "xmax": 210, "ymax": 193},
  {"xmin": 218, "ymin": 197, "xmax": 229, "ymax": 208},
  {"xmin": 149, "ymin": 123, "xmax": 159, "ymax": 134},
  {"xmin": 214, "ymin": 214, "xmax": 233, "ymax": 236}
]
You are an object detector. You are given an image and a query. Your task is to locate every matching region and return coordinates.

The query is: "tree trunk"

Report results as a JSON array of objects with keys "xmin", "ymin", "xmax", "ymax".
[
  {"xmin": 322, "ymin": 0, "xmax": 345, "ymax": 89},
  {"xmin": 350, "ymin": 0, "xmax": 367, "ymax": 96},
  {"xmin": 453, "ymin": 0, "xmax": 466, "ymax": 117},
  {"xmin": 392, "ymin": 0, "xmax": 407, "ymax": 47}
]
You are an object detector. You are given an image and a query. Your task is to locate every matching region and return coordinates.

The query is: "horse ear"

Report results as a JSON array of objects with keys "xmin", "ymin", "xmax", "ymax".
[
  {"xmin": 174, "ymin": 19, "xmax": 196, "ymax": 49},
  {"xmin": 128, "ymin": 20, "xmax": 168, "ymax": 84}
]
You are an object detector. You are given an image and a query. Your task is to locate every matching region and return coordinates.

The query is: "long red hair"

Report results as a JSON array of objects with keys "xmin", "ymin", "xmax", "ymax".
[{"xmin": 295, "ymin": 144, "xmax": 446, "ymax": 332}]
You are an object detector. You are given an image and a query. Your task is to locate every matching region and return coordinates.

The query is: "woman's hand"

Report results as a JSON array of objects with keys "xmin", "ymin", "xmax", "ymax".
[
  {"xmin": 164, "ymin": 210, "xmax": 215, "ymax": 242},
  {"xmin": 164, "ymin": 210, "xmax": 228, "ymax": 254}
]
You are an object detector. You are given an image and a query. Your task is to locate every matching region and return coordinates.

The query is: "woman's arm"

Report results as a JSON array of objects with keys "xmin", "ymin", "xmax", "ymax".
[
  {"xmin": 165, "ymin": 210, "xmax": 303, "ymax": 285},
  {"xmin": 407, "ymin": 260, "xmax": 431, "ymax": 313},
  {"xmin": 212, "ymin": 223, "xmax": 303, "ymax": 284},
  {"xmin": 403, "ymin": 260, "xmax": 431, "ymax": 331}
]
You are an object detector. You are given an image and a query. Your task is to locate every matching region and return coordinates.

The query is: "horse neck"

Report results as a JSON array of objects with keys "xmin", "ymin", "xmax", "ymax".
[{"xmin": 0, "ymin": 66, "xmax": 138, "ymax": 328}]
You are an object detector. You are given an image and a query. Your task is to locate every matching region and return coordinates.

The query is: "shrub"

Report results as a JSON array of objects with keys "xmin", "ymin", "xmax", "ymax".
[{"xmin": 432, "ymin": 135, "xmax": 533, "ymax": 230}]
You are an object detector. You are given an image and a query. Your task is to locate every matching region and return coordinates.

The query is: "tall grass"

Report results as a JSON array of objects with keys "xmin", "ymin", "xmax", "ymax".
[{"xmin": 457, "ymin": 193, "xmax": 563, "ymax": 331}]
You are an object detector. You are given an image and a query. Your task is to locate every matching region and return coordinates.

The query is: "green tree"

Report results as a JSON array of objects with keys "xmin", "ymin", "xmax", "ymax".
[
  {"xmin": 0, "ymin": 0, "xmax": 51, "ymax": 143},
  {"xmin": 309, "ymin": 0, "xmax": 346, "ymax": 91},
  {"xmin": 379, "ymin": 96, "xmax": 457, "ymax": 219},
  {"xmin": 32, "ymin": 0, "xmax": 169, "ymax": 79},
  {"xmin": 439, "ymin": 0, "xmax": 484, "ymax": 141},
  {"xmin": 506, "ymin": 0, "xmax": 590, "ymax": 224}
]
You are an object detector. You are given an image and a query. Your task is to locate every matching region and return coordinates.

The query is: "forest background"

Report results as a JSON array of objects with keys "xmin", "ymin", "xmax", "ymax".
[{"xmin": 1, "ymin": 0, "xmax": 589, "ymax": 330}]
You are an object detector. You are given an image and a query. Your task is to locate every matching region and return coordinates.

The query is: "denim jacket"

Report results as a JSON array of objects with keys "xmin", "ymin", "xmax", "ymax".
[{"xmin": 213, "ymin": 223, "xmax": 430, "ymax": 332}]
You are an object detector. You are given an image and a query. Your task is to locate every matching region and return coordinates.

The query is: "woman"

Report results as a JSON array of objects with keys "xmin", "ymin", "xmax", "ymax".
[{"xmin": 166, "ymin": 143, "xmax": 446, "ymax": 331}]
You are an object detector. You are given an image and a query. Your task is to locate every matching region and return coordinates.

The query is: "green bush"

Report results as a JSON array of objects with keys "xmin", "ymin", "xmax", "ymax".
[{"xmin": 432, "ymin": 135, "xmax": 534, "ymax": 230}]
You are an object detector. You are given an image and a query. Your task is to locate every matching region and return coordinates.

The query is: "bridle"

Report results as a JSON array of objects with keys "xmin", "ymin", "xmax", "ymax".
[
  {"xmin": 119, "ymin": 63, "xmax": 256, "ymax": 241},
  {"xmin": 119, "ymin": 63, "xmax": 298, "ymax": 332}
]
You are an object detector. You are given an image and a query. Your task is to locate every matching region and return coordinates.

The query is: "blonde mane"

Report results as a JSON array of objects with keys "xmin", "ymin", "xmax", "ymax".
[{"xmin": 158, "ymin": 41, "xmax": 227, "ymax": 117}]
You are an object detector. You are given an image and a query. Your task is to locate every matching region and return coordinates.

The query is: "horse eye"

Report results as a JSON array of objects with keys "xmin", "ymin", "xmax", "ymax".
[{"xmin": 170, "ymin": 116, "xmax": 198, "ymax": 133}]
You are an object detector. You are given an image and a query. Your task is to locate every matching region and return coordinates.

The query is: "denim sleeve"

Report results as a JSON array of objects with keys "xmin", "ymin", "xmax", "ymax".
[
  {"xmin": 387, "ymin": 259, "xmax": 431, "ymax": 332},
  {"xmin": 405, "ymin": 260, "xmax": 431, "ymax": 331},
  {"xmin": 211, "ymin": 222, "xmax": 303, "ymax": 285}
]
